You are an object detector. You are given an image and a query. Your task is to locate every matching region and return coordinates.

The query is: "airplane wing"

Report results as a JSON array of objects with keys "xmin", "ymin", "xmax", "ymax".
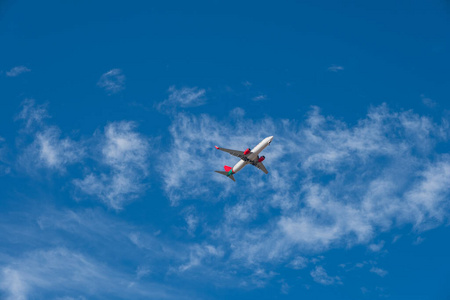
[
  {"xmin": 254, "ymin": 161, "xmax": 269, "ymax": 174},
  {"xmin": 215, "ymin": 146, "xmax": 247, "ymax": 159}
]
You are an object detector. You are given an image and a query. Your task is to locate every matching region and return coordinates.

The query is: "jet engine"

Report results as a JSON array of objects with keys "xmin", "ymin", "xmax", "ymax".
[
  {"xmin": 258, "ymin": 156, "xmax": 265, "ymax": 162},
  {"xmin": 243, "ymin": 148, "xmax": 251, "ymax": 155}
]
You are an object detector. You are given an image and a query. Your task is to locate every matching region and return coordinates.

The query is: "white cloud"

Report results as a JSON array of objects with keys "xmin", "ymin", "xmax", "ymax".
[
  {"xmin": 328, "ymin": 65, "xmax": 344, "ymax": 72},
  {"xmin": 156, "ymin": 86, "xmax": 206, "ymax": 113},
  {"xmin": 0, "ymin": 248, "xmax": 183, "ymax": 300},
  {"xmin": 413, "ymin": 236, "xmax": 425, "ymax": 245},
  {"xmin": 73, "ymin": 121, "xmax": 150, "ymax": 209},
  {"xmin": 6, "ymin": 66, "xmax": 31, "ymax": 77},
  {"xmin": 158, "ymin": 104, "xmax": 450, "ymax": 269},
  {"xmin": 16, "ymin": 99, "xmax": 49, "ymax": 131},
  {"xmin": 16, "ymin": 100, "xmax": 84, "ymax": 172},
  {"xmin": 368, "ymin": 241, "xmax": 385, "ymax": 252},
  {"xmin": 158, "ymin": 111, "xmax": 276, "ymax": 204},
  {"xmin": 183, "ymin": 208, "xmax": 199, "ymax": 236},
  {"xmin": 0, "ymin": 207, "xmax": 204, "ymax": 299},
  {"xmin": 280, "ymin": 281, "xmax": 289, "ymax": 294},
  {"xmin": 136, "ymin": 266, "xmax": 151, "ymax": 279},
  {"xmin": 0, "ymin": 268, "xmax": 27, "ymax": 300},
  {"xmin": 224, "ymin": 199, "xmax": 256, "ymax": 223},
  {"xmin": 36, "ymin": 208, "xmax": 187, "ymax": 271},
  {"xmin": 421, "ymin": 94, "xmax": 436, "ymax": 108},
  {"xmin": 392, "ymin": 235, "xmax": 401, "ymax": 243},
  {"xmin": 97, "ymin": 68, "xmax": 125, "ymax": 94},
  {"xmin": 229, "ymin": 107, "xmax": 245, "ymax": 118},
  {"xmin": 287, "ymin": 256, "xmax": 308, "ymax": 269},
  {"xmin": 252, "ymin": 94, "xmax": 267, "ymax": 101},
  {"xmin": 246, "ymin": 268, "xmax": 278, "ymax": 288},
  {"xmin": 370, "ymin": 267, "xmax": 388, "ymax": 277},
  {"xmin": 310, "ymin": 266, "xmax": 342, "ymax": 285},
  {"xmin": 16, "ymin": 101, "xmax": 151, "ymax": 208},
  {"xmin": 178, "ymin": 244, "xmax": 224, "ymax": 272},
  {"xmin": 31, "ymin": 128, "xmax": 83, "ymax": 171}
]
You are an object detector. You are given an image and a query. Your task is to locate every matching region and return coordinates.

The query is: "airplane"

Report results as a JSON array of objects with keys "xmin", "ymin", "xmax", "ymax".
[{"xmin": 214, "ymin": 136, "xmax": 273, "ymax": 181}]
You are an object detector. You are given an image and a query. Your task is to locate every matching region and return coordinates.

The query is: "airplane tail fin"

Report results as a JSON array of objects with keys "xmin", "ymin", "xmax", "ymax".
[
  {"xmin": 223, "ymin": 165, "xmax": 233, "ymax": 172},
  {"xmin": 214, "ymin": 171, "xmax": 236, "ymax": 182}
]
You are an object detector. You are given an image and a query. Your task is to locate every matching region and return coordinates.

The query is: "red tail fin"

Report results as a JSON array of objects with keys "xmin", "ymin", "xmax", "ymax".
[{"xmin": 224, "ymin": 165, "xmax": 233, "ymax": 172}]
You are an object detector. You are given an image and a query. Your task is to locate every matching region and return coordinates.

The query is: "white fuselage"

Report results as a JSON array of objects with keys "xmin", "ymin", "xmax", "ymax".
[{"xmin": 232, "ymin": 136, "xmax": 273, "ymax": 173}]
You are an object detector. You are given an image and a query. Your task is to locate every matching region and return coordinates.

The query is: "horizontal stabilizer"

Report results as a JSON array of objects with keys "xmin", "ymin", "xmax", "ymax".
[{"xmin": 214, "ymin": 171, "xmax": 236, "ymax": 182}]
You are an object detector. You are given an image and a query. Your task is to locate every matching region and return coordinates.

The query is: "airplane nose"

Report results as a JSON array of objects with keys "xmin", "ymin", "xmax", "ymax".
[{"xmin": 269, "ymin": 136, "xmax": 273, "ymax": 141}]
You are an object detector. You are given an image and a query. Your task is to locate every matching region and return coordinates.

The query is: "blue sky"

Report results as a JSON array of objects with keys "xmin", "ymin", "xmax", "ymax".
[{"xmin": 1, "ymin": 0, "xmax": 450, "ymax": 299}]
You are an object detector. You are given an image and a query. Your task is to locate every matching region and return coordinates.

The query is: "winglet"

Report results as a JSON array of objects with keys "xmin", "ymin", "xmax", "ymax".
[{"xmin": 215, "ymin": 146, "xmax": 219, "ymax": 149}]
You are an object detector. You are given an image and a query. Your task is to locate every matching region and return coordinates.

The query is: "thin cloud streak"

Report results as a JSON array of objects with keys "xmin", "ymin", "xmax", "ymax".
[
  {"xmin": 0, "ymin": 207, "xmax": 200, "ymax": 299},
  {"xmin": 328, "ymin": 65, "xmax": 344, "ymax": 72},
  {"xmin": 6, "ymin": 66, "xmax": 30, "ymax": 77},
  {"xmin": 156, "ymin": 86, "xmax": 206, "ymax": 113},
  {"xmin": 0, "ymin": 248, "xmax": 185, "ymax": 300},
  {"xmin": 97, "ymin": 68, "xmax": 125, "ymax": 94},
  {"xmin": 370, "ymin": 267, "xmax": 388, "ymax": 277},
  {"xmin": 252, "ymin": 94, "xmax": 267, "ymax": 101},
  {"xmin": 421, "ymin": 94, "xmax": 436, "ymax": 108}
]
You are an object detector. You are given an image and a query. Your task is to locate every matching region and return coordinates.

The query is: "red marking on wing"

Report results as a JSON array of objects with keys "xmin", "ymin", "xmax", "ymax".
[{"xmin": 215, "ymin": 146, "xmax": 219, "ymax": 149}]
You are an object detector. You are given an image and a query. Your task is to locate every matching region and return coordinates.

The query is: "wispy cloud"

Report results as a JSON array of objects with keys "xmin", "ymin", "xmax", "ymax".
[
  {"xmin": 178, "ymin": 244, "xmax": 224, "ymax": 272},
  {"xmin": 97, "ymin": 68, "xmax": 125, "ymax": 94},
  {"xmin": 287, "ymin": 256, "xmax": 308, "ymax": 269},
  {"xmin": 15, "ymin": 100, "xmax": 152, "ymax": 209},
  {"xmin": 16, "ymin": 100, "xmax": 84, "ymax": 173},
  {"xmin": 0, "ymin": 248, "xmax": 186, "ymax": 300},
  {"xmin": 370, "ymin": 267, "xmax": 388, "ymax": 277},
  {"xmin": 30, "ymin": 127, "xmax": 83, "ymax": 171},
  {"xmin": 252, "ymin": 94, "xmax": 267, "ymax": 101},
  {"xmin": 0, "ymin": 207, "xmax": 200, "ymax": 299},
  {"xmin": 310, "ymin": 266, "xmax": 342, "ymax": 285},
  {"xmin": 0, "ymin": 268, "xmax": 26, "ymax": 300},
  {"xmin": 328, "ymin": 65, "xmax": 344, "ymax": 72},
  {"xmin": 7, "ymin": 99, "xmax": 450, "ymax": 291},
  {"xmin": 183, "ymin": 207, "xmax": 199, "ymax": 236},
  {"xmin": 158, "ymin": 104, "xmax": 450, "ymax": 269},
  {"xmin": 6, "ymin": 66, "xmax": 30, "ymax": 77},
  {"xmin": 280, "ymin": 281, "xmax": 289, "ymax": 294},
  {"xmin": 157, "ymin": 111, "xmax": 275, "ymax": 204},
  {"xmin": 229, "ymin": 107, "xmax": 245, "ymax": 118},
  {"xmin": 73, "ymin": 121, "xmax": 150, "ymax": 209},
  {"xmin": 368, "ymin": 241, "xmax": 385, "ymax": 252},
  {"xmin": 421, "ymin": 94, "xmax": 437, "ymax": 108},
  {"xmin": 413, "ymin": 236, "xmax": 425, "ymax": 245},
  {"xmin": 156, "ymin": 86, "xmax": 206, "ymax": 113},
  {"xmin": 16, "ymin": 99, "xmax": 49, "ymax": 131}
]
